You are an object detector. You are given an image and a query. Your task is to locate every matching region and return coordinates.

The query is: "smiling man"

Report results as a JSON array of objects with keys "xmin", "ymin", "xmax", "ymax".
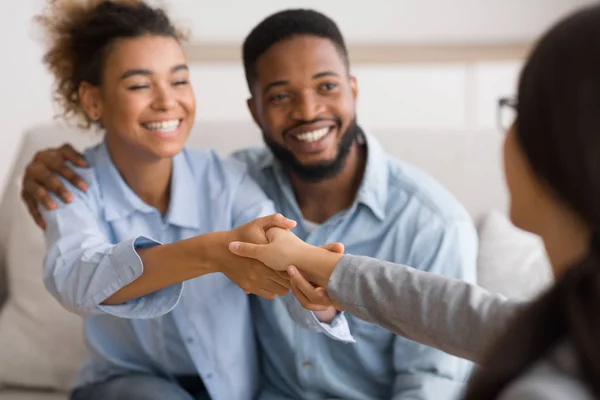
[
  {"xmin": 21, "ymin": 8, "xmax": 478, "ymax": 400},
  {"xmin": 231, "ymin": 10, "xmax": 478, "ymax": 400}
]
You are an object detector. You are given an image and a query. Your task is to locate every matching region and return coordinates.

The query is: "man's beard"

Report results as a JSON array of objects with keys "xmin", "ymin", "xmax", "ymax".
[{"xmin": 262, "ymin": 118, "xmax": 361, "ymax": 183}]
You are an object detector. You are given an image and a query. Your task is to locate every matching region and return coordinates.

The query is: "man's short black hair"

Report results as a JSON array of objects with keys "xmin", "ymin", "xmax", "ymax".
[{"xmin": 242, "ymin": 9, "xmax": 349, "ymax": 93}]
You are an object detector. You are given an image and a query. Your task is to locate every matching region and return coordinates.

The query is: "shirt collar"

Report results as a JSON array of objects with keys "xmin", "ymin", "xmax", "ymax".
[
  {"xmin": 354, "ymin": 131, "xmax": 388, "ymax": 221},
  {"xmin": 94, "ymin": 142, "xmax": 201, "ymax": 229},
  {"xmin": 259, "ymin": 127, "xmax": 389, "ymax": 221}
]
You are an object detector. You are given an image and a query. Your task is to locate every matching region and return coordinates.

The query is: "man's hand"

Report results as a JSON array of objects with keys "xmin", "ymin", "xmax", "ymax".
[
  {"xmin": 21, "ymin": 144, "xmax": 89, "ymax": 230},
  {"xmin": 288, "ymin": 266, "xmax": 344, "ymax": 312},
  {"xmin": 219, "ymin": 214, "xmax": 297, "ymax": 299}
]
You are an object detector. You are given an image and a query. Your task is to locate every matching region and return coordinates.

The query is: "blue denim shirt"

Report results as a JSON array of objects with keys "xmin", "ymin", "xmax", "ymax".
[
  {"xmin": 233, "ymin": 132, "xmax": 479, "ymax": 400},
  {"xmin": 40, "ymin": 142, "xmax": 348, "ymax": 400}
]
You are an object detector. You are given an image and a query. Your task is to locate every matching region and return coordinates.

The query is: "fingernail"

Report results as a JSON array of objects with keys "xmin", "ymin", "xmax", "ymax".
[
  {"xmin": 229, "ymin": 242, "xmax": 240, "ymax": 251},
  {"xmin": 288, "ymin": 266, "xmax": 297, "ymax": 276}
]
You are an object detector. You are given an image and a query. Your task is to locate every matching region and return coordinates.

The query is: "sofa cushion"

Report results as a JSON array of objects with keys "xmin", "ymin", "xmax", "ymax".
[
  {"xmin": 476, "ymin": 210, "xmax": 553, "ymax": 300},
  {"xmin": 0, "ymin": 127, "xmax": 90, "ymax": 392},
  {"xmin": 0, "ymin": 391, "xmax": 67, "ymax": 400}
]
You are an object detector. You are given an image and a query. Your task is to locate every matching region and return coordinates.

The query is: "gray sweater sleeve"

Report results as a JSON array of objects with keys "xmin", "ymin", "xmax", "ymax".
[{"xmin": 328, "ymin": 254, "xmax": 524, "ymax": 364}]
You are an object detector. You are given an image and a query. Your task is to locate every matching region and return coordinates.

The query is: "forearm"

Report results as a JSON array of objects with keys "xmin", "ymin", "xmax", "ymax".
[
  {"xmin": 290, "ymin": 243, "xmax": 343, "ymax": 288},
  {"xmin": 327, "ymin": 254, "xmax": 522, "ymax": 364},
  {"xmin": 102, "ymin": 231, "xmax": 230, "ymax": 305}
]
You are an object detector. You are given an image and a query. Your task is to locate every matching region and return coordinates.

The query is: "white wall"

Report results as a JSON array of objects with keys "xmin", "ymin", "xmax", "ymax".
[
  {"xmin": 0, "ymin": 0, "xmax": 594, "ymax": 193},
  {"xmin": 0, "ymin": 0, "xmax": 55, "ymax": 193},
  {"xmin": 167, "ymin": 0, "xmax": 594, "ymax": 44}
]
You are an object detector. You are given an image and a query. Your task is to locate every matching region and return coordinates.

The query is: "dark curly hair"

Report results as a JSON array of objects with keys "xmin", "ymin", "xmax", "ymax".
[{"xmin": 37, "ymin": 0, "xmax": 187, "ymax": 128}]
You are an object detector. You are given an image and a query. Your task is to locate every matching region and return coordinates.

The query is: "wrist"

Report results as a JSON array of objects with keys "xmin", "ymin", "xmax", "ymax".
[
  {"xmin": 194, "ymin": 230, "xmax": 234, "ymax": 275},
  {"xmin": 296, "ymin": 246, "xmax": 343, "ymax": 289}
]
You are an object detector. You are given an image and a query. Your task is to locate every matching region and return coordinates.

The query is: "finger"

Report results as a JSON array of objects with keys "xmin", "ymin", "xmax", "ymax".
[
  {"xmin": 58, "ymin": 165, "xmax": 88, "ymax": 191},
  {"xmin": 260, "ymin": 213, "xmax": 297, "ymax": 230},
  {"xmin": 33, "ymin": 149, "xmax": 86, "ymax": 192},
  {"xmin": 60, "ymin": 144, "xmax": 88, "ymax": 167},
  {"xmin": 289, "ymin": 266, "xmax": 335, "ymax": 307},
  {"xmin": 228, "ymin": 241, "xmax": 266, "ymax": 260},
  {"xmin": 277, "ymin": 271, "xmax": 290, "ymax": 280},
  {"xmin": 268, "ymin": 272, "xmax": 291, "ymax": 290},
  {"xmin": 23, "ymin": 195, "xmax": 46, "ymax": 230},
  {"xmin": 27, "ymin": 163, "xmax": 68, "ymax": 200},
  {"xmin": 314, "ymin": 287, "xmax": 344, "ymax": 311},
  {"xmin": 23, "ymin": 180, "xmax": 56, "ymax": 210},
  {"xmin": 45, "ymin": 155, "xmax": 86, "ymax": 193},
  {"xmin": 319, "ymin": 242, "xmax": 345, "ymax": 254},
  {"xmin": 256, "ymin": 289, "xmax": 277, "ymax": 300},
  {"xmin": 263, "ymin": 278, "xmax": 290, "ymax": 296},
  {"xmin": 290, "ymin": 279, "xmax": 330, "ymax": 311},
  {"xmin": 40, "ymin": 172, "xmax": 72, "ymax": 203}
]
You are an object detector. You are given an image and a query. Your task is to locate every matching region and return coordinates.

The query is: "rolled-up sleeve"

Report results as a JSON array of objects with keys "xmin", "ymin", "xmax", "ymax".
[{"xmin": 41, "ymin": 193, "xmax": 182, "ymax": 319}]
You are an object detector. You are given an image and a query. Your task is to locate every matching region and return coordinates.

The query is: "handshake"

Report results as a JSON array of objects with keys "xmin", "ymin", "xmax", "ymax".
[{"xmin": 222, "ymin": 213, "xmax": 345, "ymax": 312}]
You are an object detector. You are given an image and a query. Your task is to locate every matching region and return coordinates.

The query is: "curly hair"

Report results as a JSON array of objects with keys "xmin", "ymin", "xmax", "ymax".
[{"xmin": 36, "ymin": 0, "xmax": 187, "ymax": 128}]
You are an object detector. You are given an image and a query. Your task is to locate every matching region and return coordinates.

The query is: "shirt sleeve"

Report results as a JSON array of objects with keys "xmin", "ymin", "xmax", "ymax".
[
  {"xmin": 280, "ymin": 293, "xmax": 356, "ymax": 343},
  {"xmin": 41, "ymin": 181, "xmax": 182, "ymax": 319},
  {"xmin": 328, "ymin": 218, "xmax": 521, "ymax": 365}
]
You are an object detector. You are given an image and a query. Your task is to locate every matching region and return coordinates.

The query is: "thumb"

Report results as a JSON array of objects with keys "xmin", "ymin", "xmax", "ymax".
[
  {"xmin": 320, "ymin": 242, "xmax": 345, "ymax": 254},
  {"xmin": 229, "ymin": 240, "xmax": 266, "ymax": 260},
  {"xmin": 260, "ymin": 213, "xmax": 297, "ymax": 230}
]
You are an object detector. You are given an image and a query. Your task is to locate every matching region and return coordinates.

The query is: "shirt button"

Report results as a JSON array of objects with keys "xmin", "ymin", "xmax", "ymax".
[
  {"xmin": 185, "ymin": 337, "xmax": 194, "ymax": 344},
  {"xmin": 206, "ymin": 373, "xmax": 214, "ymax": 379},
  {"xmin": 302, "ymin": 361, "xmax": 312, "ymax": 369}
]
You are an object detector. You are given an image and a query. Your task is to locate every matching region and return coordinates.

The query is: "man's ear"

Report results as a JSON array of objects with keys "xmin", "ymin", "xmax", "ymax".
[
  {"xmin": 78, "ymin": 82, "xmax": 103, "ymax": 122},
  {"xmin": 247, "ymin": 97, "xmax": 261, "ymax": 127}
]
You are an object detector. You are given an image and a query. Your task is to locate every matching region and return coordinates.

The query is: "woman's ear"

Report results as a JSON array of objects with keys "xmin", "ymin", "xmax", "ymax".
[{"xmin": 78, "ymin": 82, "xmax": 102, "ymax": 122}]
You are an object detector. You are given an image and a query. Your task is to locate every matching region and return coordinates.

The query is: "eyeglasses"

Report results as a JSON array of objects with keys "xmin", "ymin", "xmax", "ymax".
[{"xmin": 497, "ymin": 97, "xmax": 517, "ymax": 133}]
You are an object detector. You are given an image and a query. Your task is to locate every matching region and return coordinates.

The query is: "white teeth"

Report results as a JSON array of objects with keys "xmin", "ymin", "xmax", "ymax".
[
  {"xmin": 144, "ymin": 119, "xmax": 180, "ymax": 133},
  {"xmin": 295, "ymin": 127, "xmax": 330, "ymax": 142}
]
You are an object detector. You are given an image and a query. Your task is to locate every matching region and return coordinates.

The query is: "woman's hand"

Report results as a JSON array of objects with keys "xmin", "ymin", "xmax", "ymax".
[
  {"xmin": 217, "ymin": 215, "xmax": 297, "ymax": 299},
  {"xmin": 229, "ymin": 227, "xmax": 308, "ymax": 271}
]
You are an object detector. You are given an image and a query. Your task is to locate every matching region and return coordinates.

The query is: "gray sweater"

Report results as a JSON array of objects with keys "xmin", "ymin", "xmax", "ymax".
[{"xmin": 328, "ymin": 255, "xmax": 594, "ymax": 399}]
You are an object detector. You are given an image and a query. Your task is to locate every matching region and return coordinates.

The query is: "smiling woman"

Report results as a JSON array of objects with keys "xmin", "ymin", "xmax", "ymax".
[
  {"xmin": 39, "ymin": 0, "xmax": 195, "ymax": 164},
  {"xmin": 31, "ymin": 1, "xmax": 300, "ymax": 399}
]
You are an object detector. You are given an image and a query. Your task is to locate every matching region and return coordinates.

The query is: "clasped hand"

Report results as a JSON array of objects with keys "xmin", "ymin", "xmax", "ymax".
[{"xmin": 229, "ymin": 226, "xmax": 343, "ymax": 311}]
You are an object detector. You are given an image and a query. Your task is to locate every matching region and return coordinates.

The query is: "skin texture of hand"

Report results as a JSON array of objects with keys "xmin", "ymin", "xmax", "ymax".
[
  {"xmin": 288, "ymin": 266, "xmax": 344, "ymax": 312},
  {"xmin": 229, "ymin": 227, "xmax": 345, "ymax": 309},
  {"xmin": 21, "ymin": 144, "xmax": 88, "ymax": 230},
  {"xmin": 229, "ymin": 227, "xmax": 310, "ymax": 271},
  {"xmin": 299, "ymin": 243, "xmax": 344, "ymax": 321},
  {"xmin": 218, "ymin": 215, "xmax": 297, "ymax": 299}
]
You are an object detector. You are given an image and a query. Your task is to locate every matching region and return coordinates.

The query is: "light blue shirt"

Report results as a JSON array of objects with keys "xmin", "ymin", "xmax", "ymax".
[
  {"xmin": 40, "ymin": 142, "xmax": 348, "ymax": 400},
  {"xmin": 233, "ymin": 131, "xmax": 479, "ymax": 400}
]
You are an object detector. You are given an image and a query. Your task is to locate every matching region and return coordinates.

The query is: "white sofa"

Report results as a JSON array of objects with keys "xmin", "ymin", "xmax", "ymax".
[{"xmin": 0, "ymin": 121, "xmax": 553, "ymax": 400}]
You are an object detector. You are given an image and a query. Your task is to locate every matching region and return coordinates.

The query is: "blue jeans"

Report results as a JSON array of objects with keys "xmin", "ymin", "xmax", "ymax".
[{"xmin": 70, "ymin": 374, "xmax": 211, "ymax": 400}]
